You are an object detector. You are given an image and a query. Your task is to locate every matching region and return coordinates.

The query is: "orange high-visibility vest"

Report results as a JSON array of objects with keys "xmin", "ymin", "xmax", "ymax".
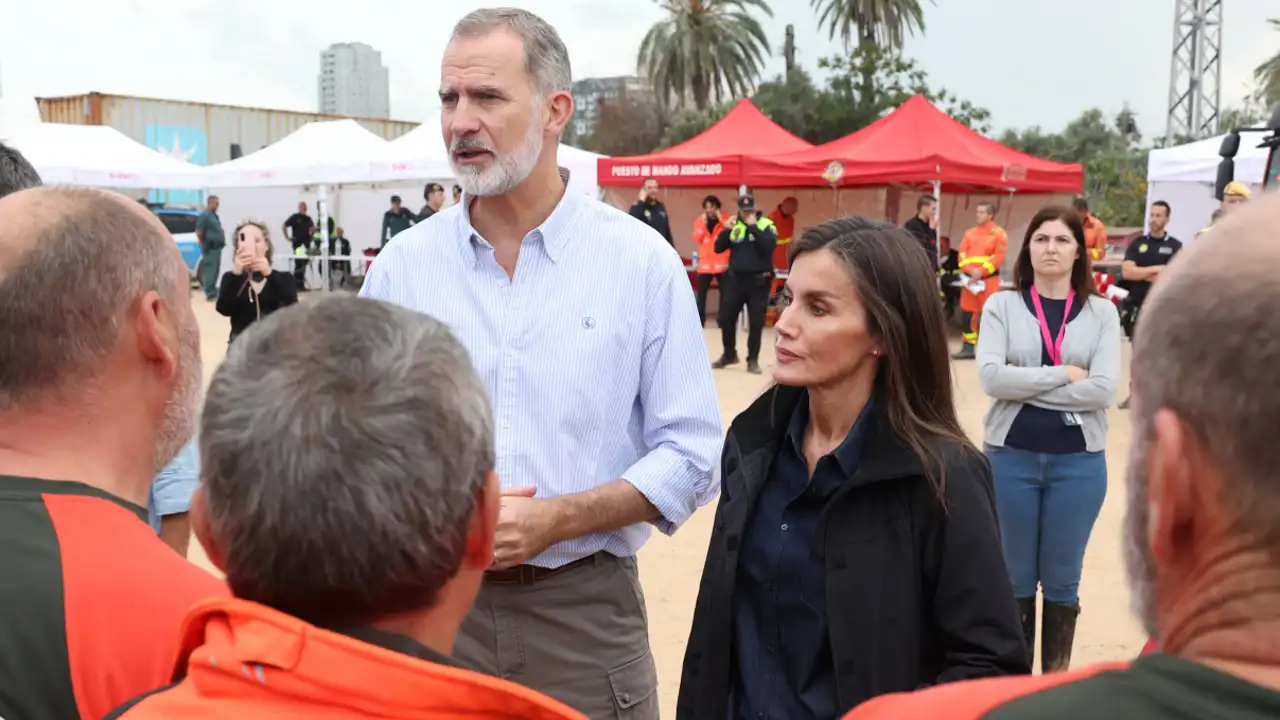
[
  {"xmin": 767, "ymin": 207, "xmax": 797, "ymax": 271},
  {"xmin": 957, "ymin": 221, "xmax": 1008, "ymax": 315},
  {"xmin": 692, "ymin": 213, "xmax": 731, "ymax": 274},
  {"xmin": 1083, "ymin": 214, "xmax": 1107, "ymax": 262}
]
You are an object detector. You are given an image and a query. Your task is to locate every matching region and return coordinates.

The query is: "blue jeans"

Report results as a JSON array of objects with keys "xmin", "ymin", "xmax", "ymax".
[{"xmin": 984, "ymin": 444, "xmax": 1107, "ymax": 605}]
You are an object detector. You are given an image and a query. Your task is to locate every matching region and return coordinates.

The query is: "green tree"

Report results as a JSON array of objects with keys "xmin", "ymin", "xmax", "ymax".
[
  {"xmin": 653, "ymin": 48, "xmax": 993, "ymax": 150},
  {"xmin": 638, "ymin": 0, "xmax": 773, "ymax": 112},
  {"xmin": 1001, "ymin": 108, "xmax": 1148, "ymax": 226},
  {"xmin": 815, "ymin": 46, "xmax": 991, "ymax": 140},
  {"xmin": 1254, "ymin": 19, "xmax": 1280, "ymax": 107},
  {"xmin": 581, "ymin": 96, "xmax": 665, "ymax": 156},
  {"xmin": 810, "ymin": 0, "xmax": 929, "ymax": 116},
  {"xmin": 657, "ymin": 103, "xmax": 733, "ymax": 148},
  {"xmin": 1218, "ymin": 91, "xmax": 1271, "ymax": 133}
]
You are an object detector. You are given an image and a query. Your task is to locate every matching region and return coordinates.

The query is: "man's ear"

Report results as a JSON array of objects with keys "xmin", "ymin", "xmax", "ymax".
[
  {"xmin": 189, "ymin": 487, "xmax": 227, "ymax": 574},
  {"xmin": 544, "ymin": 90, "xmax": 574, "ymax": 138},
  {"xmin": 133, "ymin": 290, "xmax": 178, "ymax": 380},
  {"xmin": 463, "ymin": 470, "xmax": 500, "ymax": 571}
]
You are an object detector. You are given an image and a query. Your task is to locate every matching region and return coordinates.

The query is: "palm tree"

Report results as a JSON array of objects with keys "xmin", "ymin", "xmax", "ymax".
[
  {"xmin": 638, "ymin": 0, "xmax": 773, "ymax": 112},
  {"xmin": 1255, "ymin": 19, "xmax": 1280, "ymax": 106},
  {"xmin": 810, "ymin": 0, "xmax": 929, "ymax": 109},
  {"xmin": 811, "ymin": 0, "xmax": 928, "ymax": 50}
]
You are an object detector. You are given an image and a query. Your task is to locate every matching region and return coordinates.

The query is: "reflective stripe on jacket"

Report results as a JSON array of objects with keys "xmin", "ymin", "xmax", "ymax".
[{"xmin": 693, "ymin": 213, "xmax": 731, "ymax": 274}]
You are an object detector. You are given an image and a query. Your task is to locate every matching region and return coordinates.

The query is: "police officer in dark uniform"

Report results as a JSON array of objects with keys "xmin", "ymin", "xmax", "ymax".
[
  {"xmin": 1118, "ymin": 199, "xmax": 1182, "ymax": 408},
  {"xmin": 711, "ymin": 193, "xmax": 777, "ymax": 374},
  {"xmin": 628, "ymin": 177, "xmax": 674, "ymax": 247}
]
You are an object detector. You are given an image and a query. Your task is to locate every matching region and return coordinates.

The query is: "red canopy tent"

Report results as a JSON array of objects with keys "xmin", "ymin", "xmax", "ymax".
[
  {"xmin": 597, "ymin": 98, "xmax": 812, "ymax": 187},
  {"xmin": 744, "ymin": 95, "xmax": 1083, "ymax": 194}
]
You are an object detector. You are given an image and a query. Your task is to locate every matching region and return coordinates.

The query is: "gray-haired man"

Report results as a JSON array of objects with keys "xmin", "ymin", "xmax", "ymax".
[
  {"xmin": 361, "ymin": 8, "xmax": 722, "ymax": 719},
  {"xmin": 106, "ymin": 295, "xmax": 584, "ymax": 718}
]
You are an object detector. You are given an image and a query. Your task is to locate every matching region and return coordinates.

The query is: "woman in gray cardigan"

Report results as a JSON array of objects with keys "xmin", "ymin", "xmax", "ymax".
[{"xmin": 976, "ymin": 205, "xmax": 1121, "ymax": 675}]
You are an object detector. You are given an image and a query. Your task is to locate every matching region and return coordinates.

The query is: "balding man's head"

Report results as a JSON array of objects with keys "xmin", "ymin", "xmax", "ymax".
[
  {"xmin": 1124, "ymin": 191, "xmax": 1280, "ymax": 639},
  {"xmin": 0, "ymin": 186, "xmax": 202, "ymax": 472}
]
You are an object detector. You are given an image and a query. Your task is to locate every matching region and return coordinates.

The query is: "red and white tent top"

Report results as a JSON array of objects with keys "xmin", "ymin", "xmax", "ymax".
[
  {"xmin": 745, "ymin": 95, "xmax": 1084, "ymax": 193},
  {"xmin": 597, "ymin": 98, "xmax": 812, "ymax": 187}
]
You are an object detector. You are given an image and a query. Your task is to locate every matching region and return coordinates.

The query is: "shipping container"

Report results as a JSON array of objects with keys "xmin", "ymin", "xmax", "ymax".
[{"xmin": 36, "ymin": 92, "xmax": 419, "ymax": 167}]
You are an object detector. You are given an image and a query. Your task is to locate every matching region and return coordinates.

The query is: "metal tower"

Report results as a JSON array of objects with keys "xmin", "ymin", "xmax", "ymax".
[{"xmin": 1166, "ymin": 0, "xmax": 1223, "ymax": 143}]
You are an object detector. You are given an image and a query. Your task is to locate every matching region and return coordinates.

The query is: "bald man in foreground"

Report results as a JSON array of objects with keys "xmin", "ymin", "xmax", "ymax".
[
  {"xmin": 0, "ymin": 187, "xmax": 225, "ymax": 720},
  {"xmin": 847, "ymin": 191, "xmax": 1280, "ymax": 718}
]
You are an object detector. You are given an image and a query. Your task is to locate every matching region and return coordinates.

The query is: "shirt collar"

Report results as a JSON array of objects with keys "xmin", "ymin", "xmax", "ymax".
[
  {"xmin": 786, "ymin": 391, "xmax": 876, "ymax": 479},
  {"xmin": 325, "ymin": 625, "xmax": 465, "ymax": 670},
  {"xmin": 457, "ymin": 166, "xmax": 578, "ymax": 266}
]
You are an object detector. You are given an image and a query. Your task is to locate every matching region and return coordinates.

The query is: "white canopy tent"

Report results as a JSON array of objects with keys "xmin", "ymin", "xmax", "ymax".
[
  {"xmin": 1145, "ymin": 130, "xmax": 1268, "ymax": 242},
  {"xmin": 2, "ymin": 122, "xmax": 206, "ymax": 188},
  {"xmin": 389, "ymin": 120, "xmax": 606, "ymax": 196},
  {"xmin": 201, "ymin": 119, "xmax": 418, "ymax": 188}
]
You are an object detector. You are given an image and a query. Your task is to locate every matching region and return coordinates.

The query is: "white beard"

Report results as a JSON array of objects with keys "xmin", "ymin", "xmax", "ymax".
[
  {"xmin": 154, "ymin": 316, "xmax": 204, "ymax": 473},
  {"xmin": 451, "ymin": 107, "xmax": 546, "ymax": 197},
  {"xmin": 1122, "ymin": 427, "xmax": 1159, "ymax": 638}
]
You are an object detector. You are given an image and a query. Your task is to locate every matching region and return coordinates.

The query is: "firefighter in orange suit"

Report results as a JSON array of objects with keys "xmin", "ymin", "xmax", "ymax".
[
  {"xmin": 1073, "ymin": 197, "xmax": 1106, "ymax": 262},
  {"xmin": 766, "ymin": 196, "xmax": 799, "ymax": 271},
  {"xmin": 953, "ymin": 201, "xmax": 1007, "ymax": 359},
  {"xmin": 692, "ymin": 195, "xmax": 731, "ymax": 327}
]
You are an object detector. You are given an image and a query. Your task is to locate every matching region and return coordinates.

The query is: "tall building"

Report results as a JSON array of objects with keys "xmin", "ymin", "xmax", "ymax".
[
  {"xmin": 570, "ymin": 76, "xmax": 651, "ymax": 137},
  {"xmin": 318, "ymin": 42, "xmax": 391, "ymax": 119}
]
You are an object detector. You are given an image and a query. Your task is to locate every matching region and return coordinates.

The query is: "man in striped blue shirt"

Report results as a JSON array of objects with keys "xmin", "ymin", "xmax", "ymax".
[{"xmin": 359, "ymin": 8, "xmax": 722, "ymax": 719}]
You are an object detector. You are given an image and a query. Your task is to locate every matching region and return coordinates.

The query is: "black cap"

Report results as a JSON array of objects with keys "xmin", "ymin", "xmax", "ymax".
[
  {"xmin": 424, "ymin": 183, "xmax": 444, "ymax": 198},
  {"xmin": 738, "ymin": 194, "xmax": 756, "ymax": 212}
]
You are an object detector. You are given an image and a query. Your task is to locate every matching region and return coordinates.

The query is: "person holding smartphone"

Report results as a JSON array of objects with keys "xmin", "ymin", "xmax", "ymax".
[{"xmin": 216, "ymin": 219, "xmax": 297, "ymax": 343}]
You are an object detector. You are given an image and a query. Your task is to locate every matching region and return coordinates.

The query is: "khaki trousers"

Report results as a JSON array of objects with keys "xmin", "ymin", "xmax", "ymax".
[{"xmin": 455, "ymin": 553, "xmax": 659, "ymax": 719}]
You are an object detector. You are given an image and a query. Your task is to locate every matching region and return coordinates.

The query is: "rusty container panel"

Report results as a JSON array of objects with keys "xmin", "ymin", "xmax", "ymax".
[{"xmin": 38, "ymin": 93, "xmax": 418, "ymax": 166}]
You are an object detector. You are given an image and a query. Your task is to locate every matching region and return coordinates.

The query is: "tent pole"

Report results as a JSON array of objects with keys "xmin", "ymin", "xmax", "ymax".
[
  {"xmin": 319, "ymin": 184, "xmax": 331, "ymax": 292},
  {"xmin": 932, "ymin": 181, "xmax": 942, "ymax": 269}
]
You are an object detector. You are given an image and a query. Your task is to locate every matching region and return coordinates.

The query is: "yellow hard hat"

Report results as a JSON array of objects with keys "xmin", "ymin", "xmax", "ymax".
[{"xmin": 1223, "ymin": 181, "xmax": 1252, "ymax": 199}]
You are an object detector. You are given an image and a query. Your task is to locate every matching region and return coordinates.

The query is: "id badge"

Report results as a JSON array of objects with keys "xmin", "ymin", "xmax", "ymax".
[{"xmin": 1062, "ymin": 412, "xmax": 1083, "ymax": 427}]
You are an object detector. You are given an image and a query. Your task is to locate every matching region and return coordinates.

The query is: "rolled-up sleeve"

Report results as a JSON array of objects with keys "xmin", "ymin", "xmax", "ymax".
[
  {"xmin": 148, "ymin": 439, "xmax": 201, "ymax": 531},
  {"xmin": 623, "ymin": 249, "xmax": 724, "ymax": 535}
]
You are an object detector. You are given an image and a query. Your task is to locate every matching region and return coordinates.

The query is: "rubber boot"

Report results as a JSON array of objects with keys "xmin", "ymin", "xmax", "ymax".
[
  {"xmin": 951, "ymin": 342, "xmax": 976, "ymax": 360},
  {"xmin": 1016, "ymin": 596, "xmax": 1037, "ymax": 668},
  {"xmin": 1041, "ymin": 602, "xmax": 1080, "ymax": 673}
]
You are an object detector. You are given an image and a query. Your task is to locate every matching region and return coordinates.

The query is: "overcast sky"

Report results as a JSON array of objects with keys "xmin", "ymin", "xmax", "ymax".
[{"xmin": 1, "ymin": 0, "xmax": 1274, "ymax": 138}]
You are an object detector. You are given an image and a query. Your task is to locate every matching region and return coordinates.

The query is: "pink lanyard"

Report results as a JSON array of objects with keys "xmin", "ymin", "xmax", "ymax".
[{"xmin": 1031, "ymin": 290, "xmax": 1074, "ymax": 366}]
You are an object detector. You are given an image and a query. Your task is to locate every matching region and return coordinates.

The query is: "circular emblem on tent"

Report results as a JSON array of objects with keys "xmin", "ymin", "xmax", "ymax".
[{"xmin": 822, "ymin": 161, "xmax": 845, "ymax": 184}]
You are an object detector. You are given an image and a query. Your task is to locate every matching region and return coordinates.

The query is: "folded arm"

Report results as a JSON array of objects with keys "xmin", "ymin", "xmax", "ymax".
[
  {"xmin": 976, "ymin": 299, "xmax": 1071, "ymax": 400},
  {"xmin": 1023, "ymin": 304, "xmax": 1122, "ymax": 411}
]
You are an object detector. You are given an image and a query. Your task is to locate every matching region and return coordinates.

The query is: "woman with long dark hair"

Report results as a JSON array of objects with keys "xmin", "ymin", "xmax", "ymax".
[
  {"xmin": 977, "ymin": 205, "xmax": 1121, "ymax": 673},
  {"xmin": 678, "ymin": 217, "xmax": 1028, "ymax": 719}
]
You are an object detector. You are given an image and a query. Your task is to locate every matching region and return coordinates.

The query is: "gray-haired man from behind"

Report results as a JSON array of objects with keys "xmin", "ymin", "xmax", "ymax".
[
  {"xmin": 107, "ymin": 295, "xmax": 585, "ymax": 718},
  {"xmin": 0, "ymin": 141, "xmax": 42, "ymax": 197}
]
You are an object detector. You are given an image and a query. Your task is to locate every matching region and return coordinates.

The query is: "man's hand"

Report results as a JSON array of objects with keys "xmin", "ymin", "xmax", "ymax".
[
  {"xmin": 491, "ymin": 486, "xmax": 563, "ymax": 570},
  {"xmin": 966, "ymin": 266, "xmax": 984, "ymax": 279},
  {"xmin": 638, "ymin": 188, "xmax": 647, "ymax": 202}
]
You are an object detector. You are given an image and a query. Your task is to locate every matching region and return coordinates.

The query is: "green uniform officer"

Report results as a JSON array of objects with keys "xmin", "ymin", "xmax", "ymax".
[{"xmin": 195, "ymin": 195, "xmax": 225, "ymax": 301}]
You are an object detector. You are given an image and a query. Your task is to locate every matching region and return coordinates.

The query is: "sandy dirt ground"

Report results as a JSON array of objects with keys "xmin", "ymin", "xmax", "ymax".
[{"xmin": 187, "ymin": 294, "xmax": 1146, "ymax": 717}]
